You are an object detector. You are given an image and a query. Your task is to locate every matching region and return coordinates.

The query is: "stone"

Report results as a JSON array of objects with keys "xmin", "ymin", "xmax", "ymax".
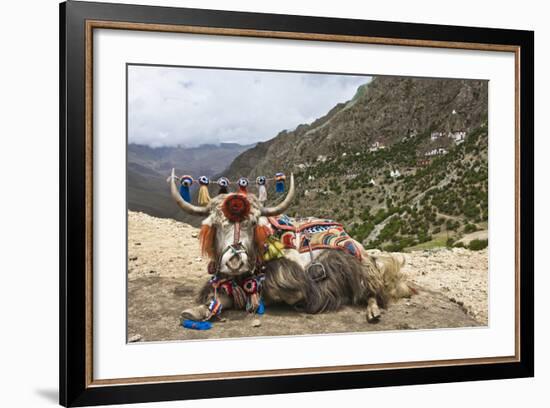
[{"xmin": 128, "ymin": 334, "xmax": 142, "ymax": 343}]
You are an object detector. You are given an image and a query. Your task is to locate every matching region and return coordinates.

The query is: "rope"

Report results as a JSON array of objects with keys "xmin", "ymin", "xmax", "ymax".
[
  {"xmin": 233, "ymin": 222, "xmax": 241, "ymax": 245},
  {"xmin": 172, "ymin": 176, "xmax": 278, "ymax": 185}
]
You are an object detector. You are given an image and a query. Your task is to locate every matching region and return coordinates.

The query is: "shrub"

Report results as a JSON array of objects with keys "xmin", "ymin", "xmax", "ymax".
[
  {"xmin": 350, "ymin": 221, "xmax": 375, "ymax": 243},
  {"xmin": 372, "ymin": 209, "xmax": 388, "ymax": 224},
  {"xmin": 464, "ymin": 223, "xmax": 478, "ymax": 233},
  {"xmin": 383, "ymin": 242, "xmax": 405, "ymax": 252},
  {"xmin": 446, "ymin": 220, "xmax": 459, "ymax": 231},
  {"xmin": 417, "ymin": 230, "xmax": 432, "ymax": 243},
  {"xmin": 468, "ymin": 239, "xmax": 488, "ymax": 251}
]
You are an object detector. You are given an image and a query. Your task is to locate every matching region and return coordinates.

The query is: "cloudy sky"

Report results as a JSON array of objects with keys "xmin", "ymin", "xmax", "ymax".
[{"xmin": 128, "ymin": 65, "xmax": 370, "ymax": 147}]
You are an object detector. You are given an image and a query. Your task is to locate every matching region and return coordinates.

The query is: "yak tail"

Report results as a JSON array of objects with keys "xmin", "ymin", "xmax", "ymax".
[{"xmin": 370, "ymin": 253, "xmax": 413, "ymax": 301}]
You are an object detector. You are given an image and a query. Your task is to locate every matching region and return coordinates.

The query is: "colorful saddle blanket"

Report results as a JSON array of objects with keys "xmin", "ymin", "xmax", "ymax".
[{"xmin": 266, "ymin": 215, "xmax": 362, "ymax": 260}]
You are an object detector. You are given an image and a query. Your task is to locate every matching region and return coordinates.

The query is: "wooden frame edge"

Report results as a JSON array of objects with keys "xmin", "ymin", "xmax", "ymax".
[
  {"xmin": 87, "ymin": 19, "xmax": 520, "ymax": 52},
  {"xmin": 83, "ymin": 19, "xmax": 523, "ymax": 389},
  {"xmin": 88, "ymin": 355, "xmax": 519, "ymax": 387},
  {"xmin": 514, "ymin": 46, "xmax": 521, "ymax": 361}
]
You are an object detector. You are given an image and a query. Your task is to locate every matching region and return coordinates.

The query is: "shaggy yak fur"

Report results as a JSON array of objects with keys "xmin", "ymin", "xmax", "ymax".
[
  {"xmin": 175, "ymin": 188, "xmax": 413, "ymax": 322},
  {"xmin": 197, "ymin": 248, "xmax": 410, "ymax": 316}
]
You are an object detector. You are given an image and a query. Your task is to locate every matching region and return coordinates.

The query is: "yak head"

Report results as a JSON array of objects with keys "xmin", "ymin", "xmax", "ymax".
[{"xmin": 169, "ymin": 169, "xmax": 295, "ymax": 276}]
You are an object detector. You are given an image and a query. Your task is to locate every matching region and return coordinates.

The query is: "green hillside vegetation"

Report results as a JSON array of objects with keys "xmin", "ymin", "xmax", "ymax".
[
  {"xmin": 260, "ymin": 122, "xmax": 488, "ymax": 252},
  {"xmin": 226, "ymin": 77, "xmax": 489, "ymax": 251}
]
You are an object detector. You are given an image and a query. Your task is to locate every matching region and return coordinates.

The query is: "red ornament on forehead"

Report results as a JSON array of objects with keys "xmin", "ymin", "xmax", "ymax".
[{"xmin": 222, "ymin": 194, "xmax": 251, "ymax": 222}]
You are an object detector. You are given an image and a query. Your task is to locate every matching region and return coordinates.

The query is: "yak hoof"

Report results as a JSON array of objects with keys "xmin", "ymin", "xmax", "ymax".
[
  {"xmin": 180, "ymin": 305, "xmax": 210, "ymax": 322},
  {"xmin": 366, "ymin": 302, "xmax": 381, "ymax": 323}
]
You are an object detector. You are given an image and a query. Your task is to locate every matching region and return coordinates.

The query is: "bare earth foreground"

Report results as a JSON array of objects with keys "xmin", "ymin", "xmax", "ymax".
[{"xmin": 127, "ymin": 211, "xmax": 488, "ymax": 342}]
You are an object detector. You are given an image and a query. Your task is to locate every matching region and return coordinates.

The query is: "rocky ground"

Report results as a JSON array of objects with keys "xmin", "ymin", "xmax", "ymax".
[
  {"xmin": 127, "ymin": 211, "xmax": 488, "ymax": 342},
  {"xmin": 403, "ymin": 247, "xmax": 488, "ymax": 325}
]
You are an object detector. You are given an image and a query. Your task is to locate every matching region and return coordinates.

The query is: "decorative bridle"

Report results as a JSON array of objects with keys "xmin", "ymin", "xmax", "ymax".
[
  {"xmin": 208, "ymin": 194, "xmax": 255, "ymax": 276},
  {"xmin": 216, "ymin": 221, "xmax": 247, "ymax": 272},
  {"xmin": 205, "ymin": 193, "xmax": 265, "ymax": 319}
]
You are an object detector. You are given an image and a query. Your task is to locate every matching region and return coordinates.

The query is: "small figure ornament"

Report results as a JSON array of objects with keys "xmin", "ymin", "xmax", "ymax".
[
  {"xmin": 256, "ymin": 176, "xmax": 267, "ymax": 203},
  {"xmin": 217, "ymin": 177, "xmax": 229, "ymax": 195},
  {"xmin": 275, "ymin": 172, "xmax": 286, "ymax": 193},
  {"xmin": 238, "ymin": 177, "xmax": 249, "ymax": 195},
  {"xmin": 179, "ymin": 175, "xmax": 194, "ymax": 203},
  {"xmin": 198, "ymin": 176, "xmax": 211, "ymax": 206}
]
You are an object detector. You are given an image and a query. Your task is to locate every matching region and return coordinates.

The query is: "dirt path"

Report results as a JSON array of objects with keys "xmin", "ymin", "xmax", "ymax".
[
  {"xmin": 456, "ymin": 230, "xmax": 489, "ymax": 246},
  {"xmin": 127, "ymin": 211, "xmax": 487, "ymax": 342}
]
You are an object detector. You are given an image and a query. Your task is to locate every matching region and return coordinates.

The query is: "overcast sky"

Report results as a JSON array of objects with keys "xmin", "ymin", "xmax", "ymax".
[{"xmin": 128, "ymin": 65, "xmax": 370, "ymax": 147}]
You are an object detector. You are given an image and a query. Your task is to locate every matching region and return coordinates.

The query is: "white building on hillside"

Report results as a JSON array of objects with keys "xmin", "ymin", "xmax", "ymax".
[
  {"xmin": 369, "ymin": 141, "xmax": 386, "ymax": 152},
  {"xmin": 424, "ymin": 148, "xmax": 448, "ymax": 157},
  {"xmin": 431, "ymin": 131, "xmax": 444, "ymax": 141},
  {"xmin": 448, "ymin": 130, "xmax": 466, "ymax": 145}
]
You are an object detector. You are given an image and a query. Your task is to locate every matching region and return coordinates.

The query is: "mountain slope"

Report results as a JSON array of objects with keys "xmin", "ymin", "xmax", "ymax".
[
  {"xmin": 225, "ymin": 76, "xmax": 488, "ymax": 250},
  {"xmin": 225, "ymin": 76, "xmax": 487, "ymax": 178}
]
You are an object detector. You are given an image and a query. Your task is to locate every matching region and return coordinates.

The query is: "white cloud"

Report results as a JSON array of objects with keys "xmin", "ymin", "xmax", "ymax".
[{"xmin": 128, "ymin": 65, "xmax": 370, "ymax": 147}]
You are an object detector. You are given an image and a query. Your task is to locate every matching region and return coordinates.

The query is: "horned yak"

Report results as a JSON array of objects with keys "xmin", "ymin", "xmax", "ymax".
[{"xmin": 169, "ymin": 169, "xmax": 413, "ymax": 323}]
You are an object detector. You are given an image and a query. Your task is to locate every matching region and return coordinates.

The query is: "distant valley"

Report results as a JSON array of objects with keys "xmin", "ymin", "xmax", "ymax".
[{"xmin": 127, "ymin": 142, "xmax": 253, "ymax": 225}]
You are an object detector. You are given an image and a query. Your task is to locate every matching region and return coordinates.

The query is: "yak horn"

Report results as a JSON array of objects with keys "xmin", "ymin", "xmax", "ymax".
[
  {"xmin": 260, "ymin": 173, "xmax": 295, "ymax": 216},
  {"xmin": 169, "ymin": 168, "xmax": 210, "ymax": 216}
]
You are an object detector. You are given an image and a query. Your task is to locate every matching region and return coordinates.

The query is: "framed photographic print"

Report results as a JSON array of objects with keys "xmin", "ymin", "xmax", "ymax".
[{"xmin": 60, "ymin": 1, "xmax": 534, "ymax": 406}]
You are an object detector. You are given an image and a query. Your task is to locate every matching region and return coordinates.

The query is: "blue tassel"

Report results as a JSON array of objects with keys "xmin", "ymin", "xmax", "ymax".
[
  {"xmin": 179, "ymin": 175, "xmax": 194, "ymax": 203},
  {"xmin": 179, "ymin": 185, "xmax": 191, "ymax": 203},
  {"xmin": 275, "ymin": 172, "xmax": 286, "ymax": 193},
  {"xmin": 257, "ymin": 299, "xmax": 265, "ymax": 315},
  {"xmin": 182, "ymin": 320, "xmax": 212, "ymax": 330}
]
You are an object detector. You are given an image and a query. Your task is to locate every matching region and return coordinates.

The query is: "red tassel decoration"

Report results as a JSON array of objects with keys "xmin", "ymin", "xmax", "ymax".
[
  {"xmin": 199, "ymin": 224, "xmax": 216, "ymax": 258},
  {"xmin": 254, "ymin": 224, "xmax": 272, "ymax": 255},
  {"xmin": 222, "ymin": 194, "xmax": 251, "ymax": 223}
]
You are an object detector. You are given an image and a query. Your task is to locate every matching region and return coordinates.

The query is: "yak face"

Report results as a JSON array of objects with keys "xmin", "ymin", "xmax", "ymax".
[
  {"xmin": 200, "ymin": 194, "xmax": 262, "ymax": 276},
  {"xmin": 168, "ymin": 169, "xmax": 295, "ymax": 277}
]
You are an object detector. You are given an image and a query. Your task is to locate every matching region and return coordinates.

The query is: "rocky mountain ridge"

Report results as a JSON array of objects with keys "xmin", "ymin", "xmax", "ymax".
[
  {"xmin": 225, "ymin": 76, "xmax": 489, "ymax": 251},
  {"xmin": 225, "ymin": 76, "xmax": 487, "ymax": 179}
]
